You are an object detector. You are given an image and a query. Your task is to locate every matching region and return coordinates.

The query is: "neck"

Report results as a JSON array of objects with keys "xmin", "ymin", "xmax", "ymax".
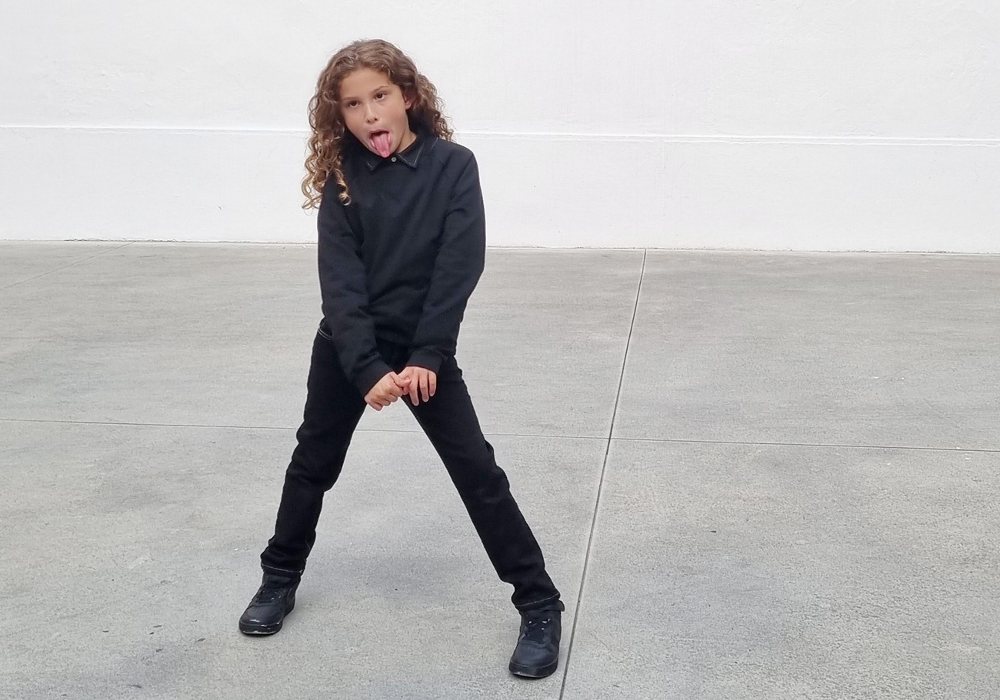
[{"xmin": 398, "ymin": 128, "xmax": 417, "ymax": 153}]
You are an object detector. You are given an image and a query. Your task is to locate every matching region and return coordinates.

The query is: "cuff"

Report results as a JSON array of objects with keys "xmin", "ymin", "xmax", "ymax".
[
  {"xmin": 354, "ymin": 359, "xmax": 394, "ymax": 397},
  {"xmin": 406, "ymin": 347, "xmax": 445, "ymax": 375}
]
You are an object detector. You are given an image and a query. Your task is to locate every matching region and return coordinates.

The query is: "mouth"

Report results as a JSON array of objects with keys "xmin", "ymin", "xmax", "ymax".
[{"xmin": 368, "ymin": 129, "xmax": 393, "ymax": 158}]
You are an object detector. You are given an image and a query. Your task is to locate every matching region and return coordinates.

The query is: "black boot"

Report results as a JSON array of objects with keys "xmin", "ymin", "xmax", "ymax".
[
  {"xmin": 238, "ymin": 573, "xmax": 299, "ymax": 635},
  {"xmin": 508, "ymin": 602, "xmax": 564, "ymax": 679}
]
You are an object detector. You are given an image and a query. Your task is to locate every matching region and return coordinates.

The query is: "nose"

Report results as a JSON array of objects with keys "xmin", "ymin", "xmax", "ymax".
[{"xmin": 364, "ymin": 102, "xmax": 378, "ymax": 123}]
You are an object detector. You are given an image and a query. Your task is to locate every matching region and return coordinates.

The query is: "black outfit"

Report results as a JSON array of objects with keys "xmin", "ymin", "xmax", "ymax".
[
  {"xmin": 259, "ymin": 132, "xmax": 561, "ymax": 612},
  {"xmin": 318, "ymin": 132, "xmax": 487, "ymax": 396}
]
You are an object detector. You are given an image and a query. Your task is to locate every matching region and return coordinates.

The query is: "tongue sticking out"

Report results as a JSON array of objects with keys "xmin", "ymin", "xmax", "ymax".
[{"xmin": 371, "ymin": 131, "xmax": 393, "ymax": 158}]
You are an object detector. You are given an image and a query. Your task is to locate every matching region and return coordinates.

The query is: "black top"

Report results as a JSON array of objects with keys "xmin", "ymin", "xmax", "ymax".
[{"xmin": 316, "ymin": 132, "xmax": 486, "ymax": 396}]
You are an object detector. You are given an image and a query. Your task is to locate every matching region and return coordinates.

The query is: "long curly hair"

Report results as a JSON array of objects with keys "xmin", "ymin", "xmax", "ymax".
[{"xmin": 302, "ymin": 39, "xmax": 454, "ymax": 208}]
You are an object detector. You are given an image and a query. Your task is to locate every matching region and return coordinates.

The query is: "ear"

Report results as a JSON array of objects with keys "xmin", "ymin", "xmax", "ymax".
[{"xmin": 403, "ymin": 90, "xmax": 416, "ymax": 110}]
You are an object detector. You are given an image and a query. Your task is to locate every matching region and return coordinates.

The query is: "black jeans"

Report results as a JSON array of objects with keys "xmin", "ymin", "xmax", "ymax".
[{"xmin": 260, "ymin": 327, "xmax": 561, "ymax": 612}]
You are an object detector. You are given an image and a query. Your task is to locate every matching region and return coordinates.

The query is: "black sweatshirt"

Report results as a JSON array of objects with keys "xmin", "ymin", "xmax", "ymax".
[{"xmin": 316, "ymin": 132, "xmax": 486, "ymax": 396}]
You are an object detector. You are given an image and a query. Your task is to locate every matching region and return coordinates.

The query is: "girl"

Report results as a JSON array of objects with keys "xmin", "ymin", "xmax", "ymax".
[{"xmin": 238, "ymin": 39, "xmax": 564, "ymax": 680}]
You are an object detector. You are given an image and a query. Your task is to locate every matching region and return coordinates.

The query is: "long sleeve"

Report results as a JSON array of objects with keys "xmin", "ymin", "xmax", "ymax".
[
  {"xmin": 406, "ymin": 154, "xmax": 486, "ymax": 373},
  {"xmin": 317, "ymin": 180, "xmax": 392, "ymax": 396}
]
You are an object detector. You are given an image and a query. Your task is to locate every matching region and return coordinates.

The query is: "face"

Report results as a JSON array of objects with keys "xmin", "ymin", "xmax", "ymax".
[{"xmin": 339, "ymin": 67, "xmax": 415, "ymax": 159}]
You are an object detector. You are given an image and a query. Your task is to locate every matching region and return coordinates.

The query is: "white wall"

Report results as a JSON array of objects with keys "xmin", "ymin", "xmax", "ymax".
[{"xmin": 1, "ymin": 1, "xmax": 998, "ymax": 251}]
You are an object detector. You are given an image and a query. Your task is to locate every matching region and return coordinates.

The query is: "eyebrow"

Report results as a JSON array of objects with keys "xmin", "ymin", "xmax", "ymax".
[{"xmin": 340, "ymin": 85, "xmax": 392, "ymax": 101}]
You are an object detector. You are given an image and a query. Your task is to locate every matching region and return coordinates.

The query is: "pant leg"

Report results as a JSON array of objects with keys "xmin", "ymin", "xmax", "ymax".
[
  {"xmin": 260, "ymin": 328, "xmax": 367, "ymax": 577},
  {"xmin": 404, "ymin": 355, "xmax": 561, "ymax": 611}
]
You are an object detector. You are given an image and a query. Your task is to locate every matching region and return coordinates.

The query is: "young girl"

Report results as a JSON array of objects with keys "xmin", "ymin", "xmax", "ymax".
[{"xmin": 238, "ymin": 39, "xmax": 564, "ymax": 679}]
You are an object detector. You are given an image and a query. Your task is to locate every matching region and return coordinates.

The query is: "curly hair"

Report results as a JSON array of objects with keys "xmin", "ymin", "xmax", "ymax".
[{"xmin": 301, "ymin": 39, "xmax": 454, "ymax": 208}]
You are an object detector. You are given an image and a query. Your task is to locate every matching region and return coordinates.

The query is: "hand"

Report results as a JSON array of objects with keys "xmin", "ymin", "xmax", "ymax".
[
  {"xmin": 364, "ymin": 371, "xmax": 411, "ymax": 411},
  {"xmin": 397, "ymin": 366, "xmax": 437, "ymax": 406}
]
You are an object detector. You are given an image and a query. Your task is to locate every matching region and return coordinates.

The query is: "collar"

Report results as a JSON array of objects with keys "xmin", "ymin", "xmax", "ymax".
[{"xmin": 363, "ymin": 132, "xmax": 429, "ymax": 172}]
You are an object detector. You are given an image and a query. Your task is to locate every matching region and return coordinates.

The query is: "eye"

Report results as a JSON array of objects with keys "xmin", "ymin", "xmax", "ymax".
[
  {"xmin": 344, "ymin": 100, "xmax": 359, "ymax": 108},
  {"xmin": 375, "ymin": 91, "xmax": 386, "ymax": 100}
]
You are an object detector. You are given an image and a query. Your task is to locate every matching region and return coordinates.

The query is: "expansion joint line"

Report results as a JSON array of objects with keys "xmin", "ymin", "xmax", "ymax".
[{"xmin": 559, "ymin": 249, "xmax": 646, "ymax": 697}]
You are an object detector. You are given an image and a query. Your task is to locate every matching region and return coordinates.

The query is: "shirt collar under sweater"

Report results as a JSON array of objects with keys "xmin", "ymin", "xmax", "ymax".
[{"xmin": 360, "ymin": 131, "xmax": 431, "ymax": 172}]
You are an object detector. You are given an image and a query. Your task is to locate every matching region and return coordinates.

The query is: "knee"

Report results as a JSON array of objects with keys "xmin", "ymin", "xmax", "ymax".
[
  {"xmin": 285, "ymin": 436, "xmax": 350, "ymax": 491},
  {"xmin": 454, "ymin": 459, "xmax": 512, "ymax": 503}
]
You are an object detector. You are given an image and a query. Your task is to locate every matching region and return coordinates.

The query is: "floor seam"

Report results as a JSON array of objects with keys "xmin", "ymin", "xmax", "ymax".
[
  {"xmin": 559, "ymin": 248, "xmax": 647, "ymax": 697},
  {"xmin": 610, "ymin": 436, "xmax": 1000, "ymax": 454},
  {"xmin": 0, "ymin": 242, "xmax": 133, "ymax": 291},
  {"xmin": 2, "ymin": 418, "xmax": 994, "ymax": 453},
  {"xmin": 0, "ymin": 417, "xmax": 607, "ymax": 441}
]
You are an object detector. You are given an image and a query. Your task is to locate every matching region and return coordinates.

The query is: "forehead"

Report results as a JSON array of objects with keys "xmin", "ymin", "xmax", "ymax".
[{"xmin": 339, "ymin": 67, "xmax": 396, "ymax": 99}]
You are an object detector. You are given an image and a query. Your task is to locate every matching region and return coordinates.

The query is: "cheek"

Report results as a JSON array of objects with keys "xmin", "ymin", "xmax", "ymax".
[{"xmin": 342, "ymin": 114, "xmax": 366, "ymax": 139}]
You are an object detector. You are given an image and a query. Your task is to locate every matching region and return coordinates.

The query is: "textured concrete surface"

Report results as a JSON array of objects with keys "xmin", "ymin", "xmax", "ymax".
[
  {"xmin": 615, "ymin": 252, "xmax": 1000, "ymax": 450},
  {"xmin": 563, "ymin": 440, "xmax": 999, "ymax": 699},
  {"xmin": 2, "ymin": 243, "xmax": 998, "ymax": 699}
]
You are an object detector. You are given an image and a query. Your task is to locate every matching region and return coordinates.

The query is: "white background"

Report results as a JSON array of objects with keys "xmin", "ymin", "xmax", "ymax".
[{"xmin": 1, "ymin": 1, "xmax": 998, "ymax": 251}]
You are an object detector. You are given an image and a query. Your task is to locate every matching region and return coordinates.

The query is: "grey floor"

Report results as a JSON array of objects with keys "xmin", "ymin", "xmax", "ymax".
[{"xmin": 2, "ymin": 242, "xmax": 998, "ymax": 699}]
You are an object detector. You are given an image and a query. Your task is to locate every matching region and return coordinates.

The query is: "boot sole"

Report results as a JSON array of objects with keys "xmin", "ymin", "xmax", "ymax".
[
  {"xmin": 509, "ymin": 659, "xmax": 558, "ymax": 679},
  {"xmin": 239, "ymin": 621, "xmax": 283, "ymax": 635},
  {"xmin": 238, "ymin": 602, "xmax": 294, "ymax": 636}
]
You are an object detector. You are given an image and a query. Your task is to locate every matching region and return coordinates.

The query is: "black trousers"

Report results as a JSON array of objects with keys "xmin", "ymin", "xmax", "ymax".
[{"xmin": 260, "ymin": 328, "xmax": 561, "ymax": 611}]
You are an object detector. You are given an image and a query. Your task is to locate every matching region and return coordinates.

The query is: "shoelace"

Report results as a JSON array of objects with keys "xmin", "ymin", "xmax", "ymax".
[{"xmin": 522, "ymin": 616, "xmax": 552, "ymax": 644}]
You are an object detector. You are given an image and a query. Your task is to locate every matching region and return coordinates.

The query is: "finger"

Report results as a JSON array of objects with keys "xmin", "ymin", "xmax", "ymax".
[
  {"xmin": 420, "ymin": 372, "xmax": 430, "ymax": 402},
  {"xmin": 429, "ymin": 372, "xmax": 437, "ymax": 398},
  {"xmin": 406, "ymin": 374, "xmax": 419, "ymax": 405}
]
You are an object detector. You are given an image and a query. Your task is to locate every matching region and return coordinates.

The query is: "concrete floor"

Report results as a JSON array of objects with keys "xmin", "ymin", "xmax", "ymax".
[{"xmin": 1, "ymin": 242, "xmax": 998, "ymax": 699}]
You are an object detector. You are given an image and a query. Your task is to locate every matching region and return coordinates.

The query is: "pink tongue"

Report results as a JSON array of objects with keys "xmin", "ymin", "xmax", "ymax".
[{"xmin": 371, "ymin": 131, "xmax": 393, "ymax": 158}]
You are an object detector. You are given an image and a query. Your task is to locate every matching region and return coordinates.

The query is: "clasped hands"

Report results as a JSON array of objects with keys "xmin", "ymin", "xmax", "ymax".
[{"xmin": 363, "ymin": 366, "xmax": 437, "ymax": 411}]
